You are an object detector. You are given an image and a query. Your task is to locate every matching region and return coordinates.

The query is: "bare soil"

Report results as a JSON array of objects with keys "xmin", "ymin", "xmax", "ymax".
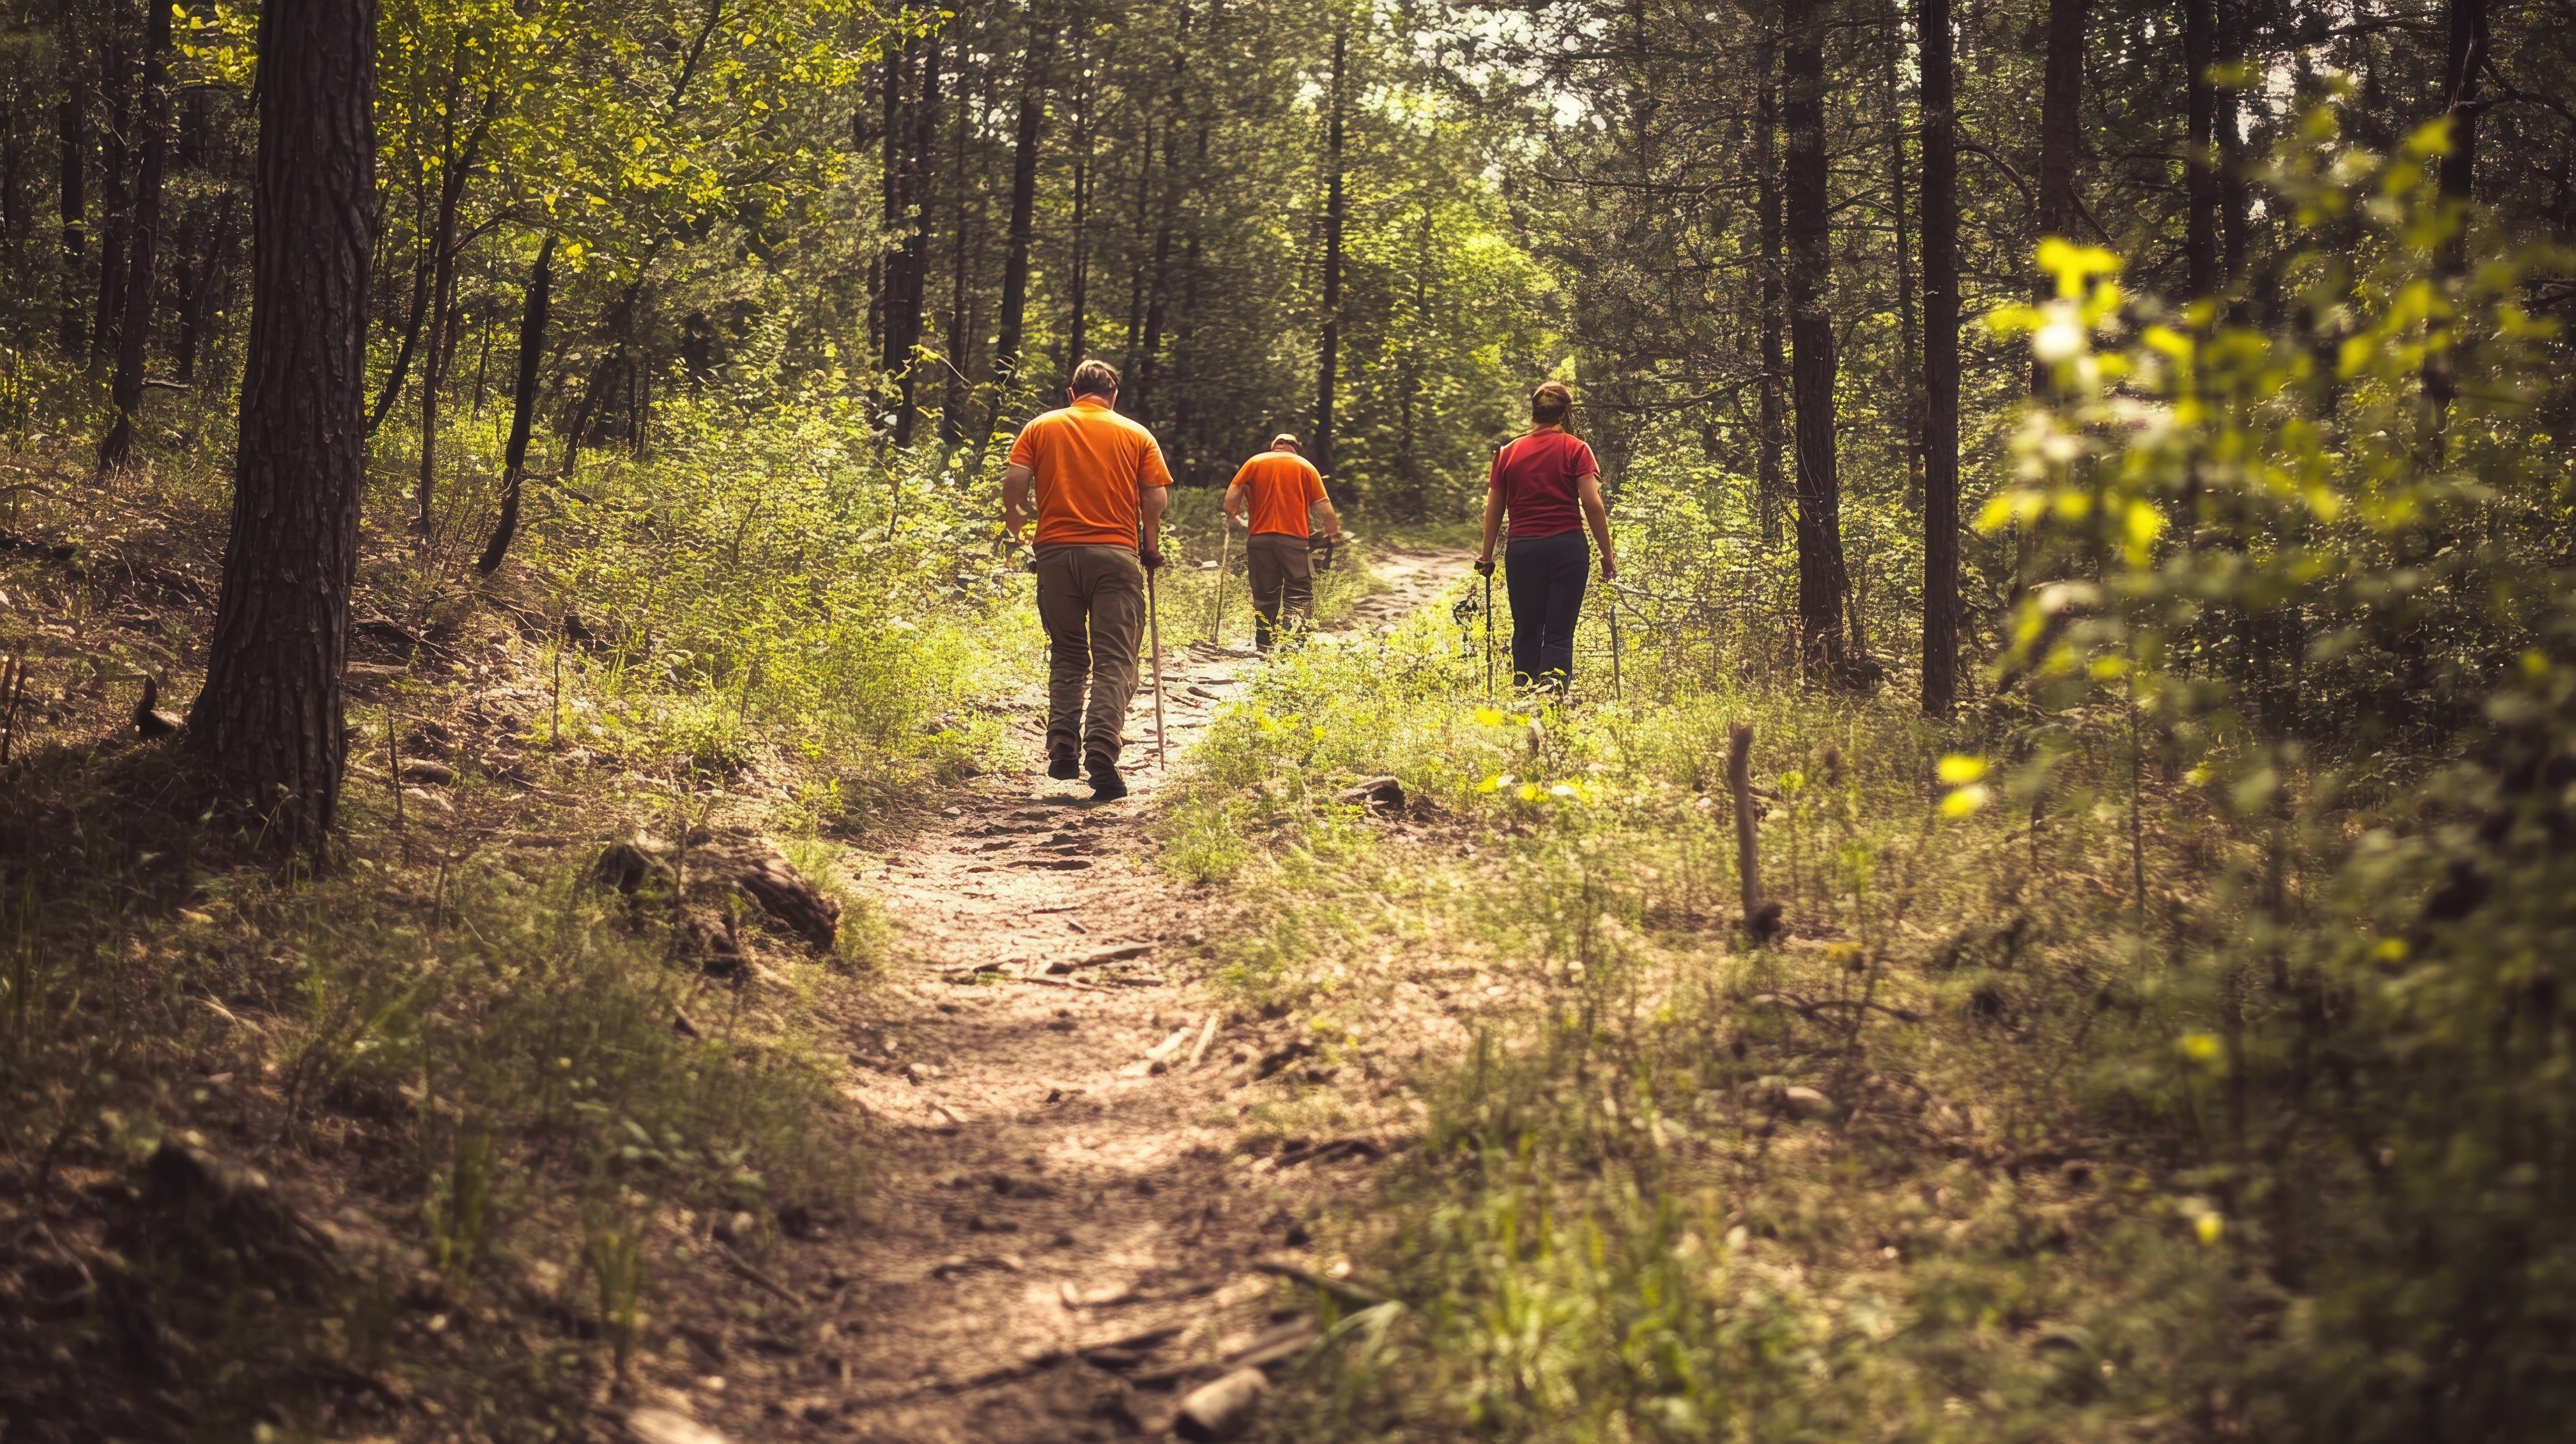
[{"xmin": 629, "ymin": 545, "xmax": 1473, "ymax": 1442}]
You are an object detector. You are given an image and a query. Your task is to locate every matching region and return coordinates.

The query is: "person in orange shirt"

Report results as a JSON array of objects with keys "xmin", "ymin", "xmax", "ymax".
[
  {"xmin": 1222, "ymin": 434, "xmax": 1341, "ymax": 652},
  {"xmin": 1002, "ymin": 359, "xmax": 1172, "ymax": 801}
]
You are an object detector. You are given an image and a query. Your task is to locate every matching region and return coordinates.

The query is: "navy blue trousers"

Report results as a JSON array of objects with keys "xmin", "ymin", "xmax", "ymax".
[{"xmin": 1505, "ymin": 531, "xmax": 1588, "ymax": 687}]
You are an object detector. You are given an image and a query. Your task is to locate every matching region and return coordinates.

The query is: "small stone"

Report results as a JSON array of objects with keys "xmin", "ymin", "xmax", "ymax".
[
  {"xmin": 625, "ymin": 1407, "xmax": 731, "ymax": 1444},
  {"xmin": 1174, "ymin": 1367, "xmax": 1269, "ymax": 1441},
  {"xmin": 1779, "ymin": 1086, "xmax": 1833, "ymax": 1121}
]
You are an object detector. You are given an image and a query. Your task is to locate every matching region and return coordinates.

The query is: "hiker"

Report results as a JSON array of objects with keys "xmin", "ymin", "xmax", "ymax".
[
  {"xmin": 1474, "ymin": 380, "xmax": 1617, "ymax": 691},
  {"xmin": 1222, "ymin": 433, "xmax": 1342, "ymax": 652},
  {"xmin": 1002, "ymin": 359, "xmax": 1171, "ymax": 801}
]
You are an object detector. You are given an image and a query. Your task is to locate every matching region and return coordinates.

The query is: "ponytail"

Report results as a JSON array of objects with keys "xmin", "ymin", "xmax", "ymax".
[{"xmin": 1528, "ymin": 380, "xmax": 1575, "ymax": 434}]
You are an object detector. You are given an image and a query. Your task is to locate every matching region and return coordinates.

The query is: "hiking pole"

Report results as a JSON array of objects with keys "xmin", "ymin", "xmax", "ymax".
[
  {"xmin": 1148, "ymin": 564, "xmax": 1168, "ymax": 770},
  {"xmin": 1606, "ymin": 585, "xmax": 1624, "ymax": 702},
  {"xmin": 1210, "ymin": 519, "xmax": 1232, "ymax": 645},
  {"xmin": 1483, "ymin": 568, "xmax": 1496, "ymax": 699}
]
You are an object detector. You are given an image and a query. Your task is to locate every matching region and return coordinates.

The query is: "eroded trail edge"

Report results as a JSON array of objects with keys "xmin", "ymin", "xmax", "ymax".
[{"xmin": 786, "ymin": 545, "xmax": 1469, "ymax": 1443}]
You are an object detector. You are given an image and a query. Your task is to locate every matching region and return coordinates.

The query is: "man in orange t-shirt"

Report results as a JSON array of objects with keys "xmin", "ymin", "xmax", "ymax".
[
  {"xmin": 1003, "ymin": 359, "xmax": 1172, "ymax": 801},
  {"xmin": 1223, "ymin": 434, "xmax": 1341, "ymax": 652}
]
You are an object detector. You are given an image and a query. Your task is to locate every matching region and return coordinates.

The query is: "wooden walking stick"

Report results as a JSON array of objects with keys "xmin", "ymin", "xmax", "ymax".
[
  {"xmin": 1210, "ymin": 518, "xmax": 1233, "ymax": 644},
  {"xmin": 1483, "ymin": 568, "xmax": 1496, "ymax": 698},
  {"xmin": 1606, "ymin": 586, "xmax": 1624, "ymax": 701},
  {"xmin": 1148, "ymin": 564, "xmax": 1168, "ymax": 770}
]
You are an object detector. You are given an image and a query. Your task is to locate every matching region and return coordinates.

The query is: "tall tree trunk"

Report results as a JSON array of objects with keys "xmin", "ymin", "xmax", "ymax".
[
  {"xmin": 99, "ymin": 0, "xmax": 172, "ymax": 470},
  {"xmin": 1782, "ymin": 0, "xmax": 1847, "ymax": 675},
  {"xmin": 479, "ymin": 234, "xmax": 554, "ymax": 575},
  {"xmin": 2437, "ymin": 0, "xmax": 2484, "ymax": 214},
  {"xmin": 1313, "ymin": 23, "xmax": 1347, "ymax": 497},
  {"xmin": 2184, "ymin": 0, "xmax": 2218, "ymax": 299},
  {"xmin": 190, "ymin": 0, "xmax": 377, "ymax": 852},
  {"xmin": 2032, "ymin": 0, "xmax": 2087, "ymax": 389},
  {"xmin": 990, "ymin": 15, "xmax": 1049, "ymax": 430},
  {"xmin": 55, "ymin": 3, "xmax": 84, "ymax": 360},
  {"xmin": 2423, "ymin": 0, "xmax": 2486, "ymax": 419},
  {"xmin": 1920, "ymin": 0, "xmax": 1960, "ymax": 714},
  {"xmin": 1754, "ymin": 27, "xmax": 1785, "ymax": 545}
]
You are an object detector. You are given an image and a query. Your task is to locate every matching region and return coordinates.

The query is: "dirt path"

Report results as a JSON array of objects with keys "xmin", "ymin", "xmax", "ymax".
[{"xmin": 755, "ymin": 543, "xmax": 1471, "ymax": 1443}]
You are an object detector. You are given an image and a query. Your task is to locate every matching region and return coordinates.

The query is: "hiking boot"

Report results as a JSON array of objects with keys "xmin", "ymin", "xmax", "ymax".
[
  {"xmin": 1046, "ymin": 748, "xmax": 1081, "ymax": 780},
  {"xmin": 1086, "ymin": 753, "xmax": 1129, "ymax": 801}
]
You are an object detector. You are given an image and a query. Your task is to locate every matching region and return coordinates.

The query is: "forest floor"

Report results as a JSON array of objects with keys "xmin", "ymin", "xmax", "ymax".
[{"xmin": 682, "ymin": 544, "xmax": 1475, "ymax": 1443}]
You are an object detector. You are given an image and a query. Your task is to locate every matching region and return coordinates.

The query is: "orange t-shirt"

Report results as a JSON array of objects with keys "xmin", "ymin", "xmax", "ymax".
[
  {"xmin": 1228, "ymin": 451, "xmax": 1325, "ymax": 537},
  {"xmin": 1008, "ymin": 398, "xmax": 1174, "ymax": 548}
]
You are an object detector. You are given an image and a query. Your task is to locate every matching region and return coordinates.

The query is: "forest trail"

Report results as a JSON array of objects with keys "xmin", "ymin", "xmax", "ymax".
[{"xmin": 768, "ymin": 543, "xmax": 1472, "ymax": 1443}]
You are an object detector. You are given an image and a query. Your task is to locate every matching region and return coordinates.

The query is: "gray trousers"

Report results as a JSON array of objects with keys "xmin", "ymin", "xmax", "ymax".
[
  {"xmin": 1247, "ymin": 532, "xmax": 1313, "ymax": 652},
  {"xmin": 1035, "ymin": 544, "xmax": 1145, "ymax": 762}
]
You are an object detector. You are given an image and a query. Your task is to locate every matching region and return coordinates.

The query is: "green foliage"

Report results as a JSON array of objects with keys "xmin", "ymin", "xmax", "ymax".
[
  {"xmin": 1191, "ymin": 113, "xmax": 2576, "ymax": 1443},
  {"xmin": 505, "ymin": 395, "xmax": 1037, "ymax": 809}
]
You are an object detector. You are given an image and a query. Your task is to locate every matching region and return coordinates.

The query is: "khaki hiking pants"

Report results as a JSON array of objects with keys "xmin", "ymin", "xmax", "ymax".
[
  {"xmin": 1246, "ymin": 531, "xmax": 1313, "ymax": 653},
  {"xmin": 1035, "ymin": 543, "xmax": 1145, "ymax": 764}
]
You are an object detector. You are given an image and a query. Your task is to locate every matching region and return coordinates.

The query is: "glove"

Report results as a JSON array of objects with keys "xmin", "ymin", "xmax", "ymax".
[
  {"xmin": 1140, "ymin": 544, "xmax": 1165, "ymax": 572},
  {"xmin": 1473, "ymin": 557, "xmax": 1495, "ymax": 577}
]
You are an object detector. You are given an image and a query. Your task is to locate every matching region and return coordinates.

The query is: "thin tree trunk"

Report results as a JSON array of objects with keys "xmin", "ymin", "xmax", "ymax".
[
  {"xmin": 100, "ymin": 0, "xmax": 173, "ymax": 471},
  {"xmin": 416, "ymin": 87, "xmax": 488, "ymax": 533},
  {"xmin": 1920, "ymin": 0, "xmax": 1960, "ymax": 714},
  {"xmin": 1783, "ymin": 0, "xmax": 1848, "ymax": 675},
  {"xmin": 55, "ymin": 1, "xmax": 83, "ymax": 360},
  {"xmin": 1314, "ymin": 23, "xmax": 1346, "ymax": 496},
  {"xmin": 1754, "ymin": 29, "xmax": 1785, "ymax": 545},
  {"xmin": 478, "ymin": 233, "xmax": 554, "ymax": 575},
  {"xmin": 2437, "ymin": 0, "xmax": 2484, "ymax": 212},
  {"xmin": 876, "ymin": 45, "xmax": 903, "ymax": 378},
  {"xmin": 174, "ymin": 210, "xmax": 233, "ymax": 384},
  {"xmin": 990, "ymin": 14, "xmax": 1049, "ymax": 430},
  {"xmin": 2184, "ymin": 0, "xmax": 2218, "ymax": 299},
  {"xmin": 939, "ymin": 65, "xmax": 974, "ymax": 447},
  {"xmin": 367, "ymin": 229, "xmax": 432, "ymax": 434},
  {"xmin": 190, "ymin": 0, "xmax": 378, "ymax": 852},
  {"xmin": 1066, "ymin": 81, "xmax": 1091, "ymax": 378},
  {"xmin": 893, "ymin": 34, "xmax": 939, "ymax": 445}
]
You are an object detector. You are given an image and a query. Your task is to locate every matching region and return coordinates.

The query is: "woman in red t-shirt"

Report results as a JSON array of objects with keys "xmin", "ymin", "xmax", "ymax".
[{"xmin": 1474, "ymin": 381, "xmax": 1618, "ymax": 690}]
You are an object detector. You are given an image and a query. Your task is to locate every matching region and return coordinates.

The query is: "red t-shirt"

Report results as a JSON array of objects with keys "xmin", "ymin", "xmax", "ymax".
[{"xmin": 1487, "ymin": 430, "xmax": 1598, "ymax": 539}]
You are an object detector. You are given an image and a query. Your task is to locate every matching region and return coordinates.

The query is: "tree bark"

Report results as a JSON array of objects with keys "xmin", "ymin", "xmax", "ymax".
[
  {"xmin": 189, "ymin": 0, "xmax": 377, "ymax": 852},
  {"xmin": 1920, "ymin": 0, "xmax": 1960, "ymax": 714},
  {"xmin": 989, "ymin": 14, "xmax": 1049, "ymax": 430},
  {"xmin": 1313, "ymin": 23, "xmax": 1347, "ymax": 498},
  {"xmin": 99, "ymin": 0, "xmax": 173, "ymax": 471},
  {"xmin": 478, "ymin": 233, "xmax": 554, "ymax": 575},
  {"xmin": 1782, "ymin": 0, "xmax": 1848, "ymax": 675},
  {"xmin": 2033, "ymin": 0, "xmax": 2088, "ymax": 390}
]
